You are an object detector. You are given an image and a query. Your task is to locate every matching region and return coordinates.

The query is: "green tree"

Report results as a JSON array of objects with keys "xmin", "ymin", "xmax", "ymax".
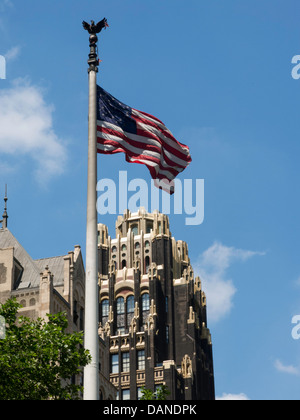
[
  {"xmin": 0, "ymin": 298, "xmax": 91, "ymax": 400},
  {"xmin": 155, "ymin": 385, "xmax": 171, "ymax": 400},
  {"xmin": 140, "ymin": 385, "xmax": 170, "ymax": 401}
]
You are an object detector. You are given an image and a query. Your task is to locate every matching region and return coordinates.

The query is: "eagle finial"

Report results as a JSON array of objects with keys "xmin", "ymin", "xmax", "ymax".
[{"xmin": 82, "ymin": 18, "xmax": 109, "ymax": 35}]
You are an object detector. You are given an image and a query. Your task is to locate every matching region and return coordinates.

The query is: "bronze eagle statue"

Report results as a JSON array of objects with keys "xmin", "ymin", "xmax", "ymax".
[{"xmin": 82, "ymin": 18, "xmax": 109, "ymax": 34}]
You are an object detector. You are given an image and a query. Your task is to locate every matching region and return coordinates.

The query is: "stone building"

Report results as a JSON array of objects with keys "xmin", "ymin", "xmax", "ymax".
[
  {"xmin": 0, "ymin": 201, "xmax": 115, "ymax": 401},
  {"xmin": 98, "ymin": 208, "xmax": 215, "ymax": 400}
]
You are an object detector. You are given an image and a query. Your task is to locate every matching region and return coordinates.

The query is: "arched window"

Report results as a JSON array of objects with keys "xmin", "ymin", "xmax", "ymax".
[
  {"xmin": 135, "ymin": 242, "xmax": 140, "ymax": 250},
  {"xmin": 112, "ymin": 246, "xmax": 117, "ymax": 253},
  {"xmin": 142, "ymin": 293, "xmax": 150, "ymax": 325},
  {"xmin": 102, "ymin": 299, "xmax": 109, "ymax": 317},
  {"xmin": 117, "ymin": 297, "xmax": 125, "ymax": 335},
  {"xmin": 127, "ymin": 296, "xmax": 135, "ymax": 313},
  {"xmin": 126, "ymin": 296, "xmax": 135, "ymax": 330},
  {"xmin": 122, "ymin": 259, "xmax": 127, "ymax": 269},
  {"xmin": 101, "ymin": 299, "xmax": 109, "ymax": 325},
  {"xmin": 117, "ymin": 297, "xmax": 125, "ymax": 315},
  {"xmin": 145, "ymin": 241, "xmax": 150, "ymax": 249},
  {"xmin": 142, "ymin": 293, "xmax": 150, "ymax": 312},
  {"xmin": 122, "ymin": 244, "xmax": 127, "ymax": 252},
  {"xmin": 20, "ymin": 299, "xmax": 26, "ymax": 308}
]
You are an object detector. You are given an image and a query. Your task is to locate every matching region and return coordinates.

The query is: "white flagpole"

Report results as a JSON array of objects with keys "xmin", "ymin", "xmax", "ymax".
[{"xmin": 83, "ymin": 23, "xmax": 103, "ymax": 401}]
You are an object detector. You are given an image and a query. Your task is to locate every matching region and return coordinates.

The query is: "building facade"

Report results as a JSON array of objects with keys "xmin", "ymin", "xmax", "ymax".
[
  {"xmin": 98, "ymin": 208, "xmax": 215, "ymax": 400},
  {"xmin": 0, "ymin": 216, "xmax": 116, "ymax": 400}
]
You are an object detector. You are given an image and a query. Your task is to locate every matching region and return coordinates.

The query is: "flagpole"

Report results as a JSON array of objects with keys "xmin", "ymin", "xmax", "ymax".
[{"xmin": 83, "ymin": 25, "xmax": 101, "ymax": 401}]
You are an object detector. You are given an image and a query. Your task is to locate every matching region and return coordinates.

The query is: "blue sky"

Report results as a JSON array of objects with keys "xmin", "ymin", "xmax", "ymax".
[{"xmin": 1, "ymin": 0, "xmax": 300, "ymax": 400}]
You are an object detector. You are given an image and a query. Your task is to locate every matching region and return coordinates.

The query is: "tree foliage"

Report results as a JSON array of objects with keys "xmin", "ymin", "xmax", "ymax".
[
  {"xmin": 0, "ymin": 298, "xmax": 91, "ymax": 400},
  {"xmin": 140, "ymin": 385, "xmax": 170, "ymax": 400}
]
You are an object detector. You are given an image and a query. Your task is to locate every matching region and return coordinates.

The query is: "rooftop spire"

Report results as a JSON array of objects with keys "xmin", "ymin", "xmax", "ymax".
[{"xmin": 1, "ymin": 185, "xmax": 8, "ymax": 229}]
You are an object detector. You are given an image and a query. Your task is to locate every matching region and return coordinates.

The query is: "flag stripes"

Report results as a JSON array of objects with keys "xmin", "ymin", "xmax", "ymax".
[{"xmin": 96, "ymin": 86, "xmax": 192, "ymax": 194}]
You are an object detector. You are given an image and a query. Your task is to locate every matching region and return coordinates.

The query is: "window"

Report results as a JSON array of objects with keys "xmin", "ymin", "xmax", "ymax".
[
  {"xmin": 135, "ymin": 242, "xmax": 140, "ymax": 250},
  {"xmin": 127, "ymin": 296, "xmax": 135, "ymax": 314},
  {"xmin": 122, "ymin": 244, "xmax": 127, "ymax": 251},
  {"xmin": 117, "ymin": 297, "xmax": 125, "ymax": 334},
  {"xmin": 122, "ymin": 389, "xmax": 130, "ymax": 401},
  {"xmin": 102, "ymin": 299, "xmax": 109, "ymax": 317},
  {"xmin": 73, "ymin": 300, "xmax": 78, "ymax": 324},
  {"xmin": 142, "ymin": 293, "xmax": 150, "ymax": 325},
  {"xmin": 142, "ymin": 294, "xmax": 150, "ymax": 311},
  {"xmin": 145, "ymin": 256, "xmax": 150, "ymax": 273},
  {"xmin": 111, "ymin": 354, "xmax": 119, "ymax": 374},
  {"xmin": 145, "ymin": 241, "xmax": 150, "ymax": 249},
  {"xmin": 122, "ymin": 259, "xmax": 127, "ymax": 269},
  {"xmin": 137, "ymin": 350, "xmax": 145, "ymax": 370},
  {"xmin": 101, "ymin": 300, "xmax": 109, "ymax": 326},
  {"xmin": 112, "ymin": 246, "xmax": 117, "ymax": 253},
  {"xmin": 165, "ymin": 296, "xmax": 168, "ymax": 313},
  {"xmin": 131, "ymin": 224, "xmax": 138, "ymax": 236},
  {"xmin": 122, "ymin": 352, "xmax": 130, "ymax": 372},
  {"xmin": 117, "ymin": 297, "xmax": 125, "ymax": 315},
  {"xmin": 146, "ymin": 223, "xmax": 152, "ymax": 234},
  {"xmin": 127, "ymin": 295, "xmax": 135, "ymax": 328},
  {"xmin": 80, "ymin": 308, "xmax": 84, "ymax": 330}
]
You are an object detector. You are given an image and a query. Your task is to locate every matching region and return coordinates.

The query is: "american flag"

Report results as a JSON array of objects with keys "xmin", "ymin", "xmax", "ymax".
[{"xmin": 96, "ymin": 86, "xmax": 192, "ymax": 194}]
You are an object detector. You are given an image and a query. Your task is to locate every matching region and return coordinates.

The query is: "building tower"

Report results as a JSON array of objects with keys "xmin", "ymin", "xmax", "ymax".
[{"xmin": 98, "ymin": 208, "xmax": 215, "ymax": 400}]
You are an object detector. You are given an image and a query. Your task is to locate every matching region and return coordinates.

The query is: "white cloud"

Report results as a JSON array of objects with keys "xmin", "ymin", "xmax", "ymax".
[
  {"xmin": 5, "ymin": 46, "xmax": 20, "ymax": 62},
  {"xmin": 0, "ymin": 79, "xmax": 67, "ymax": 184},
  {"xmin": 194, "ymin": 242, "xmax": 265, "ymax": 323},
  {"xmin": 216, "ymin": 393, "xmax": 250, "ymax": 401},
  {"xmin": 274, "ymin": 359, "xmax": 300, "ymax": 376}
]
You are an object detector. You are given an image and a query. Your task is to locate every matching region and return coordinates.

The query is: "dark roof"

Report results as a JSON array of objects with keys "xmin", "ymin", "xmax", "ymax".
[{"xmin": 35, "ymin": 256, "xmax": 65, "ymax": 287}]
